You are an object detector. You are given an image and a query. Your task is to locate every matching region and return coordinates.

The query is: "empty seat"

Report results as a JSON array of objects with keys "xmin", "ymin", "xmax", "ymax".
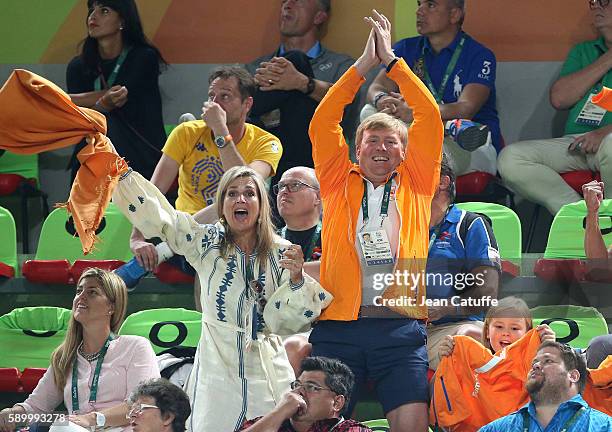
[
  {"xmin": 0, "ymin": 206, "xmax": 17, "ymax": 278},
  {"xmin": 0, "ymin": 150, "xmax": 49, "ymax": 253},
  {"xmin": 119, "ymin": 308, "xmax": 202, "ymax": 354},
  {"xmin": 22, "ymin": 202, "xmax": 133, "ymax": 284},
  {"xmin": 531, "ymin": 305, "xmax": 608, "ymax": 350},
  {"xmin": 0, "ymin": 307, "xmax": 71, "ymax": 369},
  {"xmin": 0, "ymin": 367, "xmax": 20, "ymax": 392},
  {"xmin": 20, "ymin": 367, "xmax": 46, "ymax": 393}
]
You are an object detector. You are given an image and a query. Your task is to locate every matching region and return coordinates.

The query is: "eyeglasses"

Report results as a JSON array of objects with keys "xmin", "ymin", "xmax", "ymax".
[
  {"xmin": 290, "ymin": 380, "xmax": 336, "ymax": 394},
  {"xmin": 589, "ymin": 0, "xmax": 610, "ymax": 9},
  {"xmin": 127, "ymin": 403, "xmax": 160, "ymax": 419},
  {"xmin": 273, "ymin": 180, "xmax": 318, "ymax": 195}
]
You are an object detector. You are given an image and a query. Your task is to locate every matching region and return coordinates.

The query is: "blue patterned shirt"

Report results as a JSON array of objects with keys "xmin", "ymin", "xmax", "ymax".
[{"xmin": 478, "ymin": 394, "xmax": 612, "ymax": 432}]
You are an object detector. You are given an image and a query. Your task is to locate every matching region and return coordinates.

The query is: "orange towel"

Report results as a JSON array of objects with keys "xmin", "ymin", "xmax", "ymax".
[
  {"xmin": 0, "ymin": 69, "xmax": 128, "ymax": 254},
  {"xmin": 592, "ymin": 87, "xmax": 612, "ymax": 111}
]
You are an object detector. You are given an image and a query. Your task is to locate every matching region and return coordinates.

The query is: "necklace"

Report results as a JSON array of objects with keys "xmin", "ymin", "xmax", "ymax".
[{"xmin": 78, "ymin": 341, "xmax": 102, "ymax": 362}]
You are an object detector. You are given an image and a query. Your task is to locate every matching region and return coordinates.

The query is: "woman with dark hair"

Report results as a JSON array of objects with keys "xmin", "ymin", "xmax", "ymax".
[
  {"xmin": 113, "ymin": 166, "xmax": 332, "ymax": 432},
  {"xmin": 67, "ymin": 0, "xmax": 167, "ymax": 180},
  {"xmin": 0, "ymin": 268, "xmax": 159, "ymax": 432}
]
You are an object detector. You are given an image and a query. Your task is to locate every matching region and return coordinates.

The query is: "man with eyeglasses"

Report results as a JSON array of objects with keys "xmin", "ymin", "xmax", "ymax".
[
  {"xmin": 274, "ymin": 166, "xmax": 323, "ymax": 375},
  {"xmin": 128, "ymin": 378, "xmax": 191, "ymax": 432},
  {"xmin": 499, "ymin": 0, "xmax": 612, "ymax": 217},
  {"xmin": 240, "ymin": 356, "xmax": 372, "ymax": 432},
  {"xmin": 479, "ymin": 342, "xmax": 611, "ymax": 432}
]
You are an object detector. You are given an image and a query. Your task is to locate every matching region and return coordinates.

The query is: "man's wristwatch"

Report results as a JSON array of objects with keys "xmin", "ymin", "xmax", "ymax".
[
  {"xmin": 214, "ymin": 134, "xmax": 233, "ymax": 148},
  {"xmin": 94, "ymin": 412, "xmax": 106, "ymax": 428},
  {"xmin": 304, "ymin": 76, "xmax": 315, "ymax": 95}
]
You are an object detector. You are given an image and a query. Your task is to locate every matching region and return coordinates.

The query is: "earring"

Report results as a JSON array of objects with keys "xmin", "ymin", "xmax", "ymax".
[
  {"xmin": 119, "ymin": 26, "xmax": 124, "ymax": 30},
  {"xmin": 108, "ymin": 311, "xmax": 113, "ymax": 315}
]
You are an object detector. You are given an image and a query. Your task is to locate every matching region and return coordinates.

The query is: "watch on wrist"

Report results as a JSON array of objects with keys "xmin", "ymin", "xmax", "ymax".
[
  {"xmin": 214, "ymin": 134, "xmax": 233, "ymax": 148},
  {"xmin": 94, "ymin": 412, "xmax": 106, "ymax": 428},
  {"xmin": 304, "ymin": 77, "xmax": 315, "ymax": 95}
]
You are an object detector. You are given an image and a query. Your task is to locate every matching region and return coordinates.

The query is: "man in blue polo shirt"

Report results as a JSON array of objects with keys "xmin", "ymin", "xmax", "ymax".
[
  {"xmin": 365, "ymin": 0, "xmax": 501, "ymax": 176},
  {"xmin": 426, "ymin": 155, "xmax": 500, "ymax": 370},
  {"xmin": 479, "ymin": 341, "xmax": 611, "ymax": 432}
]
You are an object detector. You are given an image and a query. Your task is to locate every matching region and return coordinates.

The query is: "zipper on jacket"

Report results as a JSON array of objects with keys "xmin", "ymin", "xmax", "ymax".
[{"xmin": 440, "ymin": 376, "xmax": 453, "ymax": 412}]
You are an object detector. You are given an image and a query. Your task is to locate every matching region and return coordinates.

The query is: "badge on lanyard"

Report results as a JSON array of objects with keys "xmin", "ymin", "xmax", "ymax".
[
  {"xmin": 576, "ymin": 93, "xmax": 607, "ymax": 127},
  {"xmin": 359, "ymin": 230, "xmax": 394, "ymax": 266}
]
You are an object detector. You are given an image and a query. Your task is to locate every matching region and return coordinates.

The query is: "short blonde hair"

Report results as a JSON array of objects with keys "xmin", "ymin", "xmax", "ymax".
[
  {"xmin": 482, "ymin": 296, "xmax": 533, "ymax": 352},
  {"xmin": 356, "ymin": 112, "xmax": 408, "ymax": 152}
]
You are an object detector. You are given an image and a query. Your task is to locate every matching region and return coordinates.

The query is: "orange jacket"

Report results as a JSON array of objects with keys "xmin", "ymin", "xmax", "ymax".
[
  {"xmin": 0, "ymin": 69, "xmax": 127, "ymax": 254},
  {"xmin": 592, "ymin": 87, "xmax": 612, "ymax": 111},
  {"xmin": 431, "ymin": 331, "xmax": 612, "ymax": 431},
  {"xmin": 308, "ymin": 60, "xmax": 443, "ymax": 320}
]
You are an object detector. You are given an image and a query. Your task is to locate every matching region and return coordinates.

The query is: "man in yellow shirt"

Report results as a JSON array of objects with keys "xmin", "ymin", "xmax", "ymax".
[{"xmin": 129, "ymin": 66, "xmax": 282, "ymax": 309}]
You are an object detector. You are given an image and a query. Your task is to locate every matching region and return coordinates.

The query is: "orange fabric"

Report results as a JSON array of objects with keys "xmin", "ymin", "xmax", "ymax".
[
  {"xmin": 430, "ymin": 332, "xmax": 612, "ymax": 431},
  {"xmin": 592, "ymin": 87, "xmax": 612, "ymax": 111},
  {"xmin": 0, "ymin": 69, "xmax": 128, "ymax": 254},
  {"xmin": 583, "ymin": 355, "xmax": 612, "ymax": 415},
  {"xmin": 309, "ymin": 60, "xmax": 443, "ymax": 320}
]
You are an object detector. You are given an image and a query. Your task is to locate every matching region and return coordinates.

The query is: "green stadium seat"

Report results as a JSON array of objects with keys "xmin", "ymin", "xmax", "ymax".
[
  {"xmin": 534, "ymin": 199, "xmax": 612, "ymax": 283},
  {"xmin": 22, "ymin": 202, "xmax": 133, "ymax": 284},
  {"xmin": 362, "ymin": 419, "xmax": 433, "ymax": 432},
  {"xmin": 119, "ymin": 308, "xmax": 202, "ymax": 354},
  {"xmin": 0, "ymin": 150, "xmax": 49, "ymax": 253},
  {"xmin": 0, "ymin": 206, "xmax": 17, "ymax": 278},
  {"xmin": 164, "ymin": 124, "xmax": 177, "ymax": 136},
  {"xmin": 455, "ymin": 202, "xmax": 521, "ymax": 276},
  {"xmin": 0, "ymin": 307, "xmax": 71, "ymax": 369},
  {"xmin": 531, "ymin": 305, "xmax": 608, "ymax": 350}
]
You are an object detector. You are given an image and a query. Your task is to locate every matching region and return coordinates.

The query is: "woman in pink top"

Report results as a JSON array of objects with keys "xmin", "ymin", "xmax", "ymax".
[{"xmin": 0, "ymin": 268, "xmax": 160, "ymax": 432}]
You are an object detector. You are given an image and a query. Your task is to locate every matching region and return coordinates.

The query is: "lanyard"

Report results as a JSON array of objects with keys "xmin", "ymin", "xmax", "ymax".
[
  {"xmin": 521, "ymin": 406, "xmax": 585, "ymax": 432},
  {"xmin": 72, "ymin": 333, "xmax": 115, "ymax": 413},
  {"xmin": 281, "ymin": 222, "xmax": 322, "ymax": 262},
  {"xmin": 361, "ymin": 175, "xmax": 395, "ymax": 229},
  {"xmin": 94, "ymin": 46, "xmax": 131, "ymax": 91},
  {"xmin": 421, "ymin": 36, "xmax": 465, "ymax": 103},
  {"xmin": 428, "ymin": 207, "xmax": 451, "ymax": 249}
]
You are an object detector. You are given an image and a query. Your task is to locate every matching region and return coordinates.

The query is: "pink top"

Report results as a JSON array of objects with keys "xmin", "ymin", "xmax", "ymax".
[{"xmin": 19, "ymin": 335, "xmax": 160, "ymax": 416}]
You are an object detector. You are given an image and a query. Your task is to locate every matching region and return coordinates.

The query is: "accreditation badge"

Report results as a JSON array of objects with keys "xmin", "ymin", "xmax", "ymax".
[
  {"xmin": 359, "ymin": 230, "xmax": 394, "ymax": 266},
  {"xmin": 575, "ymin": 93, "xmax": 606, "ymax": 127}
]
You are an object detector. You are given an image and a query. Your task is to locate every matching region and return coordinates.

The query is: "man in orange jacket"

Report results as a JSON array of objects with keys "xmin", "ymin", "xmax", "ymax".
[{"xmin": 308, "ymin": 10, "xmax": 443, "ymax": 432}]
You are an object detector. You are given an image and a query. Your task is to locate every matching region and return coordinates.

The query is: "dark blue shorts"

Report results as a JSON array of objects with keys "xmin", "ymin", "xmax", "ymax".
[{"xmin": 309, "ymin": 318, "xmax": 429, "ymax": 415}]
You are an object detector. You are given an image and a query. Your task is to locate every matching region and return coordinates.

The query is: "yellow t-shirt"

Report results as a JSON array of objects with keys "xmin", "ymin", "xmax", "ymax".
[{"xmin": 163, "ymin": 120, "xmax": 282, "ymax": 214}]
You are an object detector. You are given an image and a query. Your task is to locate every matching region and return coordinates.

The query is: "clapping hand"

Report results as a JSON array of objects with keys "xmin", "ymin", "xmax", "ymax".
[{"xmin": 582, "ymin": 180, "xmax": 604, "ymax": 214}]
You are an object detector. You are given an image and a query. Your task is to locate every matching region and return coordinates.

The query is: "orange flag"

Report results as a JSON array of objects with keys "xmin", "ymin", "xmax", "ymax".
[{"xmin": 0, "ymin": 69, "xmax": 128, "ymax": 254}]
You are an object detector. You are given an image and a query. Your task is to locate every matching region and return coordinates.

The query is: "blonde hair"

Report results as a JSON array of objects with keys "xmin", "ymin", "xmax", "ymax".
[
  {"xmin": 50, "ymin": 268, "xmax": 128, "ymax": 390},
  {"xmin": 356, "ymin": 112, "xmax": 408, "ymax": 152},
  {"xmin": 482, "ymin": 296, "xmax": 533, "ymax": 352},
  {"xmin": 216, "ymin": 166, "xmax": 279, "ymax": 269}
]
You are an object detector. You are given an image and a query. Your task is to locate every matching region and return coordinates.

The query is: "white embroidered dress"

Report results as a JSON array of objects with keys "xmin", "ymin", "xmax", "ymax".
[{"xmin": 113, "ymin": 170, "xmax": 332, "ymax": 432}]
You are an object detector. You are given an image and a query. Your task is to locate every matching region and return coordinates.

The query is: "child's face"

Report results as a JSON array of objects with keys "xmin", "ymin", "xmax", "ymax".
[{"xmin": 488, "ymin": 317, "xmax": 528, "ymax": 352}]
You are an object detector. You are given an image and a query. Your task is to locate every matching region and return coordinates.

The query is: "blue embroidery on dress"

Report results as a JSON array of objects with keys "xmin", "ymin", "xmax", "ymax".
[
  {"xmin": 216, "ymin": 254, "xmax": 237, "ymax": 322},
  {"xmin": 201, "ymin": 225, "xmax": 220, "ymax": 251},
  {"xmin": 128, "ymin": 204, "xmax": 136, "ymax": 212},
  {"xmin": 318, "ymin": 292, "xmax": 326, "ymax": 301},
  {"xmin": 275, "ymin": 301, "xmax": 281, "ymax": 309},
  {"xmin": 304, "ymin": 310, "xmax": 314, "ymax": 318},
  {"xmin": 186, "ymin": 233, "xmax": 192, "ymax": 242},
  {"xmin": 138, "ymin": 196, "xmax": 144, "ymax": 204}
]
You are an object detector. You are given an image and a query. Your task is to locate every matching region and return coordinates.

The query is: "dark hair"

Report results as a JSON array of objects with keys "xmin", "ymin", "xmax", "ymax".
[
  {"xmin": 440, "ymin": 153, "xmax": 456, "ymax": 202},
  {"xmin": 538, "ymin": 341, "xmax": 588, "ymax": 393},
  {"xmin": 208, "ymin": 66, "xmax": 256, "ymax": 101},
  {"xmin": 129, "ymin": 378, "xmax": 191, "ymax": 432},
  {"xmin": 317, "ymin": 0, "xmax": 331, "ymax": 13},
  {"xmin": 301, "ymin": 356, "xmax": 355, "ymax": 413},
  {"xmin": 80, "ymin": 0, "xmax": 167, "ymax": 75}
]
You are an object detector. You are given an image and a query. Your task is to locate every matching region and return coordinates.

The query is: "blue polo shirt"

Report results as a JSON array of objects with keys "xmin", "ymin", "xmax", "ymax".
[
  {"xmin": 393, "ymin": 31, "xmax": 502, "ymax": 152},
  {"xmin": 478, "ymin": 395, "xmax": 612, "ymax": 432},
  {"xmin": 426, "ymin": 205, "xmax": 500, "ymax": 324}
]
